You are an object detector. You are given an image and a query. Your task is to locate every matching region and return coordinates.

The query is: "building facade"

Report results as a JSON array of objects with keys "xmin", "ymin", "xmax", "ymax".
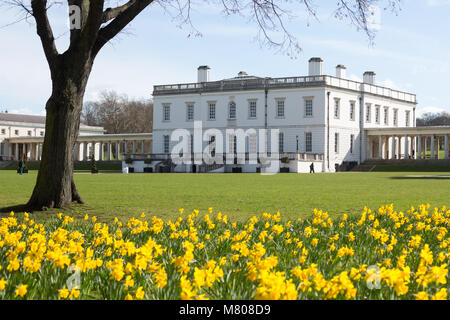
[
  {"xmin": 0, "ymin": 113, "xmax": 152, "ymax": 162},
  {"xmin": 151, "ymin": 58, "xmax": 419, "ymax": 173}
]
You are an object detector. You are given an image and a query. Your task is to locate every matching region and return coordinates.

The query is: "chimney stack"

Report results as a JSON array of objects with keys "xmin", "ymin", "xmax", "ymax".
[
  {"xmin": 308, "ymin": 57, "xmax": 323, "ymax": 76},
  {"xmin": 336, "ymin": 65, "xmax": 346, "ymax": 79},
  {"xmin": 363, "ymin": 71, "xmax": 376, "ymax": 85},
  {"xmin": 237, "ymin": 71, "xmax": 248, "ymax": 77},
  {"xmin": 197, "ymin": 65, "xmax": 210, "ymax": 83}
]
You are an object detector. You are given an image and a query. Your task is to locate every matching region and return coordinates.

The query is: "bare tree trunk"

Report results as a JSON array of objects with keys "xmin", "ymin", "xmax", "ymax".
[{"xmin": 27, "ymin": 68, "xmax": 89, "ymax": 210}]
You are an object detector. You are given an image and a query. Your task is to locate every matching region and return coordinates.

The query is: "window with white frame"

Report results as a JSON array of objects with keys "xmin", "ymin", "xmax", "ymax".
[
  {"xmin": 14, "ymin": 130, "xmax": 19, "ymax": 135},
  {"xmin": 304, "ymin": 99, "xmax": 313, "ymax": 117},
  {"xmin": 375, "ymin": 105, "xmax": 380, "ymax": 124},
  {"xmin": 276, "ymin": 100, "xmax": 285, "ymax": 118},
  {"xmin": 279, "ymin": 132, "xmax": 284, "ymax": 153},
  {"xmin": 28, "ymin": 130, "xmax": 32, "ymax": 136},
  {"xmin": 228, "ymin": 102, "xmax": 236, "ymax": 120},
  {"xmin": 393, "ymin": 109, "xmax": 398, "ymax": 126},
  {"xmin": 186, "ymin": 104, "xmax": 194, "ymax": 121},
  {"xmin": 405, "ymin": 111, "xmax": 410, "ymax": 127},
  {"xmin": 163, "ymin": 135, "xmax": 170, "ymax": 153},
  {"xmin": 350, "ymin": 134, "xmax": 354, "ymax": 153},
  {"xmin": 0, "ymin": 129, "xmax": 5, "ymax": 135},
  {"xmin": 334, "ymin": 133, "xmax": 339, "ymax": 154},
  {"xmin": 334, "ymin": 99, "xmax": 340, "ymax": 119},
  {"xmin": 249, "ymin": 100, "xmax": 257, "ymax": 119},
  {"xmin": 366, "ymin": 104, "xmax": 371, "ymax": 123},
  {"xmin": 163, "ymin": 105, "xmax": 170, "ymax": 121},
  {"xmin": 208, "ymin": 102, "xmax": 216, "ymax": 120},
  {"xmin": 350, "ymin": 101, "xmax": 355, "ymax": 121},
  {"xmin": 305, "ymin": 132, "xmax": 312, "ymax": 152},
  {"xmin": 40, "ymin": 131, "xmax": 44, "ymax": 136},
  {"xmin": 384, "ymin": 107, "xmax": 389, "ymax": 125}
]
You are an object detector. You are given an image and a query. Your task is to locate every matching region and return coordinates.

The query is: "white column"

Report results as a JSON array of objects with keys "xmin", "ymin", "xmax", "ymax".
[
  {"xmin": 436, "ymin": 136, "xmax": 440, "ymax": 159},
  {"xmin": 99, "ymin": 142, "xmax": 103, "ymax": 161},
  {"xmin": 418, "ymin": 135, "xmax": 422, "ymax": 160},
  {"xmin": 30, "ymin": 143, "xmax": 34, "ymax": 160},
  {"xmin": 445, "ymin": 135, "xmax": 449, "ymax": 159},
  {"xmin": 107, "ymin": 142, "xmax": 111, "ymax": 161},
  {"xmin": 115, "ymin": 141, "xmax": 120, "ymax": 160},
  {"xmin": 404, "ymin": 135, "xmax": 409, "ymax": 159},
  {"xmin": 132, "ymin": 141, "xmax": 136, "ymax": 154},
  {"xmin": 141, "ymin": 140, "xmax": 145, "ymax": 154},
  {"xmin": 82, "ymin": 142, "xmax": 87, "ymax": 160},
  {"xmin": 430, "ymin": 135, "xmax": 435, "ymax": 159},
  {"xmin": 378, "ymin": 135, "xmax": 383, "ymax": 159},
  {"xmin": 391, "ymin": 136, "xmax": 396, "ymax": 159},
  {"xmin": 15, "ymin": 143, "xmax": 19, "ymax": 160},
  {"xmin": 398, "ymin": 136, "xmax": 402, "ymax": 159},
  {"xmin": 123, "ymin": 141, "xmax": 127, "ymax": 156}
]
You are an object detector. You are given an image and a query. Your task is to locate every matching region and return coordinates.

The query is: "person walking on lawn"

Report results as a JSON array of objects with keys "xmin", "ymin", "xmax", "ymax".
[
  {"xmin": 310, "ymin": 162, "xmax": 315, "ymax": 173},
  {"xmin": 18, "ymin": 158, "xmax": 25, "ymax": 175}
]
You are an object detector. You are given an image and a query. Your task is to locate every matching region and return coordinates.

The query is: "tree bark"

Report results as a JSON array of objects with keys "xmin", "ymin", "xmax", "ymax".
[{"xmin": 27, "ymin": 59, "xmax": 92, "ymax": 210}]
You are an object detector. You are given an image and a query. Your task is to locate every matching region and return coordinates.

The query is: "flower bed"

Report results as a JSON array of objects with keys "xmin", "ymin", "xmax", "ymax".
[{"xmin": 0, "ymin": 204, "xmax": 448, "ymax": 300}]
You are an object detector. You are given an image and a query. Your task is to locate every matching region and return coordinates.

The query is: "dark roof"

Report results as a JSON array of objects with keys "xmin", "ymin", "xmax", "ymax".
[
  {"xmin": 0, "ymin": 113, "xmax": 46, "ymax": 124},
  {"xmin": 0, "ymin": 112, "xmax": 103, "ymax": 130}
]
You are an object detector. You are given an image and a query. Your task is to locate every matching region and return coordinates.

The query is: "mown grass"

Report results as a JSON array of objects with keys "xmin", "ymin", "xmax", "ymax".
[{"xmin": 0, "ymin": 170, "xmax": 449, "ymax": 223}]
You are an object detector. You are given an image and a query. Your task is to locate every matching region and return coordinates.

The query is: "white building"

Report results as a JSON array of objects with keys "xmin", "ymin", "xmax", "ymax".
[
  {"xmin": 149, "ymin": 58, "xmax": 439, "ymax": 173},
  {"xmin": 0, "ymin": 113, "xmax": 152, "ymax": 162}
]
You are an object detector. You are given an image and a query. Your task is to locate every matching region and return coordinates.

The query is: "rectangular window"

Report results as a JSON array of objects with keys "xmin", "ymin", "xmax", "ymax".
[
  {"xmin": 15, "ymin": 130, "xmax": 19, "ymax": 135},
  {"xmin": 0, "ymin": 129, "xmax": 5, "ymax": 135},
  {"xmin": 350, "ymin": 102, "xmax": 355, "ymax": 121},
  {"xmin": 28, "ymin": 130, "xmax": 32, "ymax": 136},
  {"xmin": 334, "ymin": 99, "xmax": 340, "ymax": 119},
  {"xmin": 40, "ymin": 131, "xmax": 44, "ymax": 136},
  {"xmin": 249, "ymin": 101, "xmax": 257, "ymax": 119},
  {"xmin": 334, "ymin": 133, "xmax": 339, "ymax": 154},
  {"xmin": 375, "ymin": 106, "xmax": 380, "ymax": 124},
  {"xmin": 279, "ymin": 132, "xmax": 284, "ymax": 153},
  {"xmin": 276, "ymin": 100, "xmax": 285, "ymax": 118},
  {"xmin": 305, "ymin": 132, "xmax": 312, "ymax": 152},
  {"xmin": 384, "ymin": 107, "xmax": 389, "ymax": 125},
  {"xmin": 304, "ymin": 99, "xmax": 313, "ymax": 117},
  {"xmin": 228, "ymin": 102, "xmax": 236, "ymax": 120},
  {"xmin": 163, "ymin": 135, "xmax": 170, "ymax": 153},
  {"xmin": 187, "ymin": 104, "xmax": 194, "ymax": 121},
  {"xmin": 163, "ymin": 105, "xmax": 170, "ymax": 121},
  {"xmin": 405, "ymin": 111, "xmax": 410, "ymax": 127},
  {"xmin": 366, "ymin": 104, "xmax": 371, "ymax": 123},
  {"xmin": 393, "ymin": 109, "xmax": 398, "ymax": 126},
  {"xmin": 208, "ymin": 103, "xmax": 216, "ymax": 120},
  {"xmin": 350, "ymin": 134, "xmax": 354, "ymax": 154}
]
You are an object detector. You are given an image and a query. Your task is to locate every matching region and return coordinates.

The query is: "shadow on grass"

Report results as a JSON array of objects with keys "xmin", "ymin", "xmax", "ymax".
[
  {"xmin": 390, "ymin": 175, "xmax": 450, "ymax": 180},
  {"xmin": 0, "ymin": 204, "xmax": 30, "ymax": 216}
]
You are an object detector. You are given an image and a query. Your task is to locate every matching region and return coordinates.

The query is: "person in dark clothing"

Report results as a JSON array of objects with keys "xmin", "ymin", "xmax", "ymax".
[
  {"xmin": 18, "ymin": 158, "xmax": 25, "ymax": 175},
  {"xmin": 310, "ymin": 162, "xmax": 315, "ymax": 173}
]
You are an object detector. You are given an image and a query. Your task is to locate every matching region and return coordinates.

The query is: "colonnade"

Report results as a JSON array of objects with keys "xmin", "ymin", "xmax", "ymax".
[{"xmin": 369, "ymin": 134, "xmax": 449, "ymax": 160}]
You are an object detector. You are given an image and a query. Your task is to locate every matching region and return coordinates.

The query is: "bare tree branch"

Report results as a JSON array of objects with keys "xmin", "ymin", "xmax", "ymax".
[
  {"xmin": 102, "ymin": 0, "xmax": 136, "ymax": 23},
  {"xmin": 30, "ymin": 0, "xmax": 59, "ymax": 68},
  {"xmin": 93, "ymin": 0, "xmax": 153, "ymax": 55}
]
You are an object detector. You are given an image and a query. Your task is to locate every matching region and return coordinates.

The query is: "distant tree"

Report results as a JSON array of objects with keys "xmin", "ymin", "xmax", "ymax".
[
  {"xmin": 2, "ymin": 0, "xmax": 401, "ymax": 210},
  {"xmin": 82, "ymin": 90, "xmax": 153, "ymax": 134},
  {"xmin": 417, "ymin": 112, "xmax": 450, "ymax": 127}
]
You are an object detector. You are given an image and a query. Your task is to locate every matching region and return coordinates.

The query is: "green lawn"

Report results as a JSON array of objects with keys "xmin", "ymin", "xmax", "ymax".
[{"xmin": 0, "ymin": 171, "xmax": 449, "ymax": 222}]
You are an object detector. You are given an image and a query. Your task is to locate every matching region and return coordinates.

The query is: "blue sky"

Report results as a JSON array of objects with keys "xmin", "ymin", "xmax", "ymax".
[{"xmin": 0, "ymin": 0, "xmax": 449, "ymax": 117}]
